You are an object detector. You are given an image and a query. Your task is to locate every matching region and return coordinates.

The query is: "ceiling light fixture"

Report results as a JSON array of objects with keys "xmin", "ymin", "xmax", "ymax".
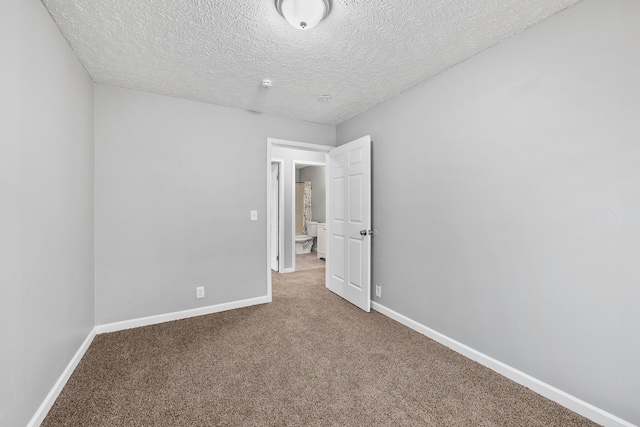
[{"xmin": 275, "ymin": 0, "xmax": 332, "ymax": 30}]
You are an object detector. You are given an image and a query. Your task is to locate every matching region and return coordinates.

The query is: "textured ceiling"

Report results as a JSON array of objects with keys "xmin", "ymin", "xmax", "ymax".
[{"xmin": 42, "ymin": 0, "xmax": 581, "ymax": 125}]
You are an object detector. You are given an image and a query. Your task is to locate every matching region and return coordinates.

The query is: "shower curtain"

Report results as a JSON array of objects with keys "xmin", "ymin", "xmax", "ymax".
[{"xmin": 302, "ymin": 181, "xmax": 312, "ymax": 234}]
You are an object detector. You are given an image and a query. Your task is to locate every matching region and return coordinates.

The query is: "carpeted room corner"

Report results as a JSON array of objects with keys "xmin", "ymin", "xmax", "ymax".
[{"xmin": 42, "ymin": 268, "xmax": 597, "ymax": 426}]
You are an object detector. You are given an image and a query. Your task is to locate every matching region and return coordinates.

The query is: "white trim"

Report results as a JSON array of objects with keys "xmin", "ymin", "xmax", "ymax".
[
  {"xmin": 270, "ymin": 158, "xmax": 285, "ymax": 275},
  {"xmin": 30, "ymin": 295, "xmax": 269, "ymax": 425},
  {"xmin": 266, "ymin": 144, "xmax": 274, "ymax": 301},
  {"xmin": 27, "ymin": 328, "xmax": 97, "ymax": 427},
  {"xmin": 289, "ymin": 159, "xmax": 296, "ymax": 273},
  {"xmin": 96, "ymin": 296, "xmax": 269, "ymax": 334},
  {"xmin": 278, "ymin": 160, "xmax": 285, "ymax": 275},
  {"xmin": 371, "ymin": 301, "xmax": 635, "ymax": 427},
  {"xmin": 268, "ymin": 138, "xmax": 333, "ymax": 153},
  {"xmin": 29, "ymin": 298, "xmax": 631, "ymax": 427},
  {"xmin": 276, "ymin": 159, "xmax": 285, "ymax": 274},
  {"xmin": 282, "ymin": 267, "xmax": 295, "ymax": 274}
]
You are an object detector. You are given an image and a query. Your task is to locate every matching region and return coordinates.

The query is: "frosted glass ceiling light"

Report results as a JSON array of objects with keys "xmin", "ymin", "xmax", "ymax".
[{"xmin": 276, "ymin": 0, "xmax": 331, "ymax": 30}]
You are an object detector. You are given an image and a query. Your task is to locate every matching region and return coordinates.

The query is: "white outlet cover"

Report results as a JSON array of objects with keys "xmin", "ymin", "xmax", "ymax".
[{"xmin": 196, "ymin": 286, "xmax": 205, "ymax": 299}]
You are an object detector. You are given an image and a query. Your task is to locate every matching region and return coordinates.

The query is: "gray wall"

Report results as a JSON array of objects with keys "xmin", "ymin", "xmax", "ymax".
[
  {"xmin": 337, "ymin": 0, "xmax": 640, "ymax": 424},
  {"xmin": 95, "ymin": 85, "xmax": 335, "ymax": 324},
  {"xmin": 0, "ymin": 1, "xmax": 95, "ymax": 426},
  {"xmin": 298, "ymin": 166, "xmax": 326, "ymax": 224}
]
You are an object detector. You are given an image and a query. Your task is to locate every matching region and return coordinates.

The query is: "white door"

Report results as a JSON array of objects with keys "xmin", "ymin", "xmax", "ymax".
[
  {"xmin": 326, "ymin": 136, "xmax": 372, "ymax": 312},
  {"xmin": 270, "ymin": 163, "xmax": 279, "ymax": 271}
]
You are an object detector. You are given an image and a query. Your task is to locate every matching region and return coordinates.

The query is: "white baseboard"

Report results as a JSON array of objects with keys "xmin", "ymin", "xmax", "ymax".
[
  {"xmin": 27, "ymin": 328, "xmax": 97, "ymax": 427},
  {"xmin": 95, "ymin": 295, "xmax": 269, "ymax": 334},
  {"xmin": 371, "ymin": 301, "xmax": 635, "ymax": 427},
  {"xmin": 29, "ymin": 295, "xmax": 270, "ymax": 426},
  {"xmin": 30, "ymin": 298, "xmax": 632, "ymax": 427}
]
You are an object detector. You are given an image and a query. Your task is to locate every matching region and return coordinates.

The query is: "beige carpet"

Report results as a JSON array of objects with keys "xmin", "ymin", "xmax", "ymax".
[
  {"xmin": 295, "ymin": 252, "xmax": 325, "ymax": 271},
  {"xmin": 42, "ymin": 268, "xmax": 598, "ymax": 426}
]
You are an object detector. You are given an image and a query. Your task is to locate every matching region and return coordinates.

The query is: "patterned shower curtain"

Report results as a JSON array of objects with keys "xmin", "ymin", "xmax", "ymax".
[{"xmin": 302, "ymin": 181, "xmax": 312, "ymax": 234}]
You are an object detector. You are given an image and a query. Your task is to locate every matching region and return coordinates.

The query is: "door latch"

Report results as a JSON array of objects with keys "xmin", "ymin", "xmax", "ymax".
[{"xmin": 360, "ymin": 229, "xmax": 373, "ymax": 236}]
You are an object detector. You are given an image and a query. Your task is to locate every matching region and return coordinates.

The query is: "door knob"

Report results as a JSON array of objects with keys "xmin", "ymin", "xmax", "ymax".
[{"xmin": 360, "ymin": 229, "xmax": 372, "ymax": 236}]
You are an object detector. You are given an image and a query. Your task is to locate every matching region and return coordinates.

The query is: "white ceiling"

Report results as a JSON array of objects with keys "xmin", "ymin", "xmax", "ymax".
[{"xmin": 42, "ymin": 0, "xmax": 581, "ymax": 125}]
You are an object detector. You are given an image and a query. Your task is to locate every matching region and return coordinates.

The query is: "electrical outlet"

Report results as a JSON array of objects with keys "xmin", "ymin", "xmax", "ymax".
[
  {"xmin": 375, "ymin": 285, "xmax": 381, "ymax": 298},
  {"xmin": 196, "ymin": 286, "xmax": 205, "ymax": 299}
]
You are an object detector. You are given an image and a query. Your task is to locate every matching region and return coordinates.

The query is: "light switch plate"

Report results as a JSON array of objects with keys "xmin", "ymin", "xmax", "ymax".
[{"xmin": 250, "ymin": 210, "xmax": 258, "ymax": 221}]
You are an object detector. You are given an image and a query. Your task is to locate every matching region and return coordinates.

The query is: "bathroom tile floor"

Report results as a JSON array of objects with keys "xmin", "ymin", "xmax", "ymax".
[{"xmin": 295, "ymin": 251, "xmax": 325, "ymax": 272}]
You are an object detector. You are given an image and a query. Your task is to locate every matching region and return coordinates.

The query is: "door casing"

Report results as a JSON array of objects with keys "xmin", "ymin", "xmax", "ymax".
[{"xmin": 270, "ymin": 161, "xmax": 282, "ymax": 272}]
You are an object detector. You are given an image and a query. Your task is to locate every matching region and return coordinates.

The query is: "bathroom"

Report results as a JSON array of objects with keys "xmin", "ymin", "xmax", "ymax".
[{"xmin": 295, "ymin": 164, "xmax": 326, "ymax": 271}]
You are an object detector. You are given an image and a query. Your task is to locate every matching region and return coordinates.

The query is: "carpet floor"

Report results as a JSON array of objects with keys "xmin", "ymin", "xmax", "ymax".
[{"xmin": 42, "ymin": 268, "xmax": 599, "ymax": 426}]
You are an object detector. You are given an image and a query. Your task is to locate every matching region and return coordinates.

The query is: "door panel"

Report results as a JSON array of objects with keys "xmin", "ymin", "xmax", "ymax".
[
  {"xmin": 333, "ymin": 177, "xmax": 345, "ymax": 221},
  {"xmin": 348, "ymin": 238, "xmax": 362, "ymax": 289},
  {"xmin": 332, "ymin": 235, "xmax": 345, "ymax": 280},
  {"xmin": 326, "ymin": 135, "xmax": 371, "ymax": 312},
  {"xmin": 350, "ymin": 175, "xmax": 363, "ymax": 222}
]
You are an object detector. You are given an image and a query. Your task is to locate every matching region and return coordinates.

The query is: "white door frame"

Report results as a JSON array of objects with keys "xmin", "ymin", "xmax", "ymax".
[
  {"xmin": 270, "ymin": 160, "xmax": 284, "ymax": 272},
  {"xmin": 266, "ymin": 138, "xmax": 332, "ymax": 302}
]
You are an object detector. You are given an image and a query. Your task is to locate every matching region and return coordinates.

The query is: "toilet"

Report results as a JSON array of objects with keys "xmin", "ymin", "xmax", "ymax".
[
  {"xmin": 295, "ymin": 221, "xmax": 318, "ymax": 254},
  {"xmin": 295, "ymin": 235, "xmax": 314, "ymax": 254}
]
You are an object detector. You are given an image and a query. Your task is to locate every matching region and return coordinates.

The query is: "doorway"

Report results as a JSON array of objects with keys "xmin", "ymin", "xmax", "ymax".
[
  {"xmin": 294, "ymin": 163, "xmax": 326, "ymax": 272},
  {"xmin": 266, "ymin": 136, "xmax": 373, "ymax": 312},
  {"xmin": 266, "ymin": 138, "xmax": 332, "ymax": 301}
]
